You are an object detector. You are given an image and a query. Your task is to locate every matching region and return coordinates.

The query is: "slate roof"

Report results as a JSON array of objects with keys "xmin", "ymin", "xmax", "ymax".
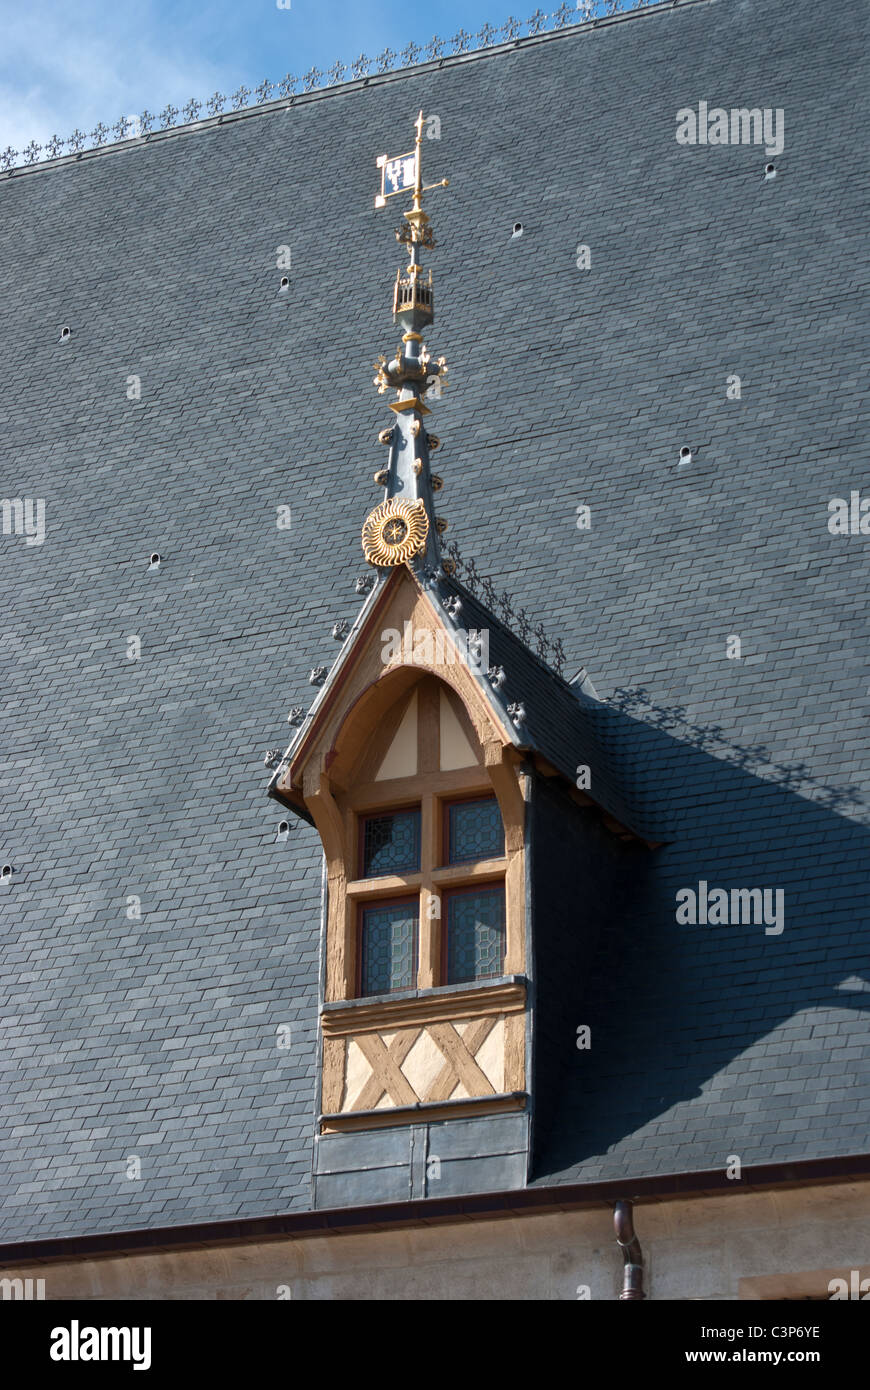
[{"xmin": 1, "ymin": 0, "xmax": 868, "ymax": 1240}]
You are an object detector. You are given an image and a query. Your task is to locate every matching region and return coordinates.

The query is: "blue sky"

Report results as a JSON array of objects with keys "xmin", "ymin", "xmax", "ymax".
[{"xmin": 0, "ymin": 2, "xmax": 629, "ymax": 153}]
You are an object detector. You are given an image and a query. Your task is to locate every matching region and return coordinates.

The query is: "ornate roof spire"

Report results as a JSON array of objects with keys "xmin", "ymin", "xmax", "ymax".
[{"xmin": 362, "ymin": 112, "xmax": 452, "ymax": 576}]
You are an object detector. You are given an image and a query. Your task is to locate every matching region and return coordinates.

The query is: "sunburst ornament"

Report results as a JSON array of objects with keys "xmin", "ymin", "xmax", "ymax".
[{"xmin": 362, "ymin": 497, "xmax": 429, "ymax": 567}]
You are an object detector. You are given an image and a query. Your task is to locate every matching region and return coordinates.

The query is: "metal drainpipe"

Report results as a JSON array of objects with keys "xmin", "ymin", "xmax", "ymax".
[{"xmin": 613, "ymin": 1200, "xmax": 645, "ymax": 1300}]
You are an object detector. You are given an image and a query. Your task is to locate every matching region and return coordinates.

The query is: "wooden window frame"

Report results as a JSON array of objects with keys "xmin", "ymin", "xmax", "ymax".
[
  {"xmin": 349, "ymin": 790, "xmax": 508, "ymax": 998},
  {"xmin": 315, "ymin": 673, "xmax": 527, "ymax": 1004}
]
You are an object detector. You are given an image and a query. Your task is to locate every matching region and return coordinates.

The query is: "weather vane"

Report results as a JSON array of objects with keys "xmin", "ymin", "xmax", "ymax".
[{"xmin": 375, "ymin": 110, "xmax": 449, "ymax": 258}]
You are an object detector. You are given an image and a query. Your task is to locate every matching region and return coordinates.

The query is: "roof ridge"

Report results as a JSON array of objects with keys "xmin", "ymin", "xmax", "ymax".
[
  {"xmin": 446, "ymin": 571, "xmax": 589, "ymax": 700},
  {"xmin": 1, "ymin": 1, "xmax": 711, "ymax": 179}
]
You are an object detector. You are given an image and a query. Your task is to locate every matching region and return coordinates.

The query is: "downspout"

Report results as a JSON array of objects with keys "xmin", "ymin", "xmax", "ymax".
[{"xmin": 614, "ymin": 1200, "xmax": 645, "ymax": 1300}]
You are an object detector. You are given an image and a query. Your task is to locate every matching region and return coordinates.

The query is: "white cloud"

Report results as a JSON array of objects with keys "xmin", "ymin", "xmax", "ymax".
[{"xmin": 0, "ymin": 1, "xmax": 235, "ymax": 154}]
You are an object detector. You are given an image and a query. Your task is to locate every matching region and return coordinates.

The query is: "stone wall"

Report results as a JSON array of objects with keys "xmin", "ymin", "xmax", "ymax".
[{"xmin": 3, "ymin": 1181, "xmax": 868, "ymax": 1300}]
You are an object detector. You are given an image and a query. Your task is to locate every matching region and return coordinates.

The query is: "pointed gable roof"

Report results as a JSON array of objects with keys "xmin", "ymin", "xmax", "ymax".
[{"xmin": 268, "ymin": 564, "xmax": 662, "ymax": 844}]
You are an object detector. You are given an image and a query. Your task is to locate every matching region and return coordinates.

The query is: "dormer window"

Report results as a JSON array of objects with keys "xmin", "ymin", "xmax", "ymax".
[{"xmin": 274, "ymin": 571, "xmax": 532, "ymax": 1133}]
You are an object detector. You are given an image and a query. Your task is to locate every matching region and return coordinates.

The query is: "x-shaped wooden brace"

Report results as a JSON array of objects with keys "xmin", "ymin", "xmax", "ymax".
[
  {"xmin": 425, "ymin": 1018, "xmax": 498, "ymax": 1102},
  {"xmin": 352, "ymin": 1029, "xmax": 419, "ymax": 1110},
  {"xmin": 350, "ymin": 1016, "xmax": 500, "ymax": 1111}
]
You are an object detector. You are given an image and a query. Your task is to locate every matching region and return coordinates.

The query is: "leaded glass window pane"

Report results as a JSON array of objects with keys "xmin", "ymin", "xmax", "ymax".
[
  {"xmin": 447, "ymin": 797, "xmax": 504, "ymax": 865},
  {"xmin": 362, "ymin": 808, "xmax": 421, "ymax": 877},
  {"xmin": 446, "ymin": 885, "xmax": 505, "ymax": 984},
  {"xmin": 360, "ymin": 901, "xmax": 418, "ymax": 996}
]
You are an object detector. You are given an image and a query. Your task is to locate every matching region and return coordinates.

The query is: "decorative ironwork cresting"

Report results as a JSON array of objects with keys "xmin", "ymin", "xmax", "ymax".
[{"xmin": 0, "ymin": 3, "xmax": 658, "ymax": 174}]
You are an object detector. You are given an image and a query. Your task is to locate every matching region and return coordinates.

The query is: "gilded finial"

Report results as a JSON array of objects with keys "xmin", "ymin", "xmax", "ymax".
[{"xmin": 361, "ymin": 112, "xmax": 450, "ymax": 574}]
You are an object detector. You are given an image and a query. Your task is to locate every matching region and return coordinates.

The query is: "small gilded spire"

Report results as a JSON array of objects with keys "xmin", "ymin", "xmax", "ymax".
[{"xmin": 362, "ymin": 112, "xmax": 452, "ymax": 576}]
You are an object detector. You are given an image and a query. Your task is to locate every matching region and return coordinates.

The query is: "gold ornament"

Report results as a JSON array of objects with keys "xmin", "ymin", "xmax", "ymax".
[
  {"xmin": 372, "ymin": 355, "xmax": 391, "ymax": 394},
  {"xmin": 362, "ymin": 497, "xmax": 429, "ymax": 567}
]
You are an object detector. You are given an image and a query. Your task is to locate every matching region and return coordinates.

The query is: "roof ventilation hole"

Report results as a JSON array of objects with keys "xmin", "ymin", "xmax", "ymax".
[
  {"xmin": 764, "ymin": 163, "xmax": 777, "ymax": 181},
  {"xmin": 679, "ymin": 446, "xmax": 692, "ymax": 465},
  {"xmin": 1, "ymin": 865, "xmax": 13, "ymax": 882},
  {"xmin": 279, "ymin": 276, "xmax": 290, "ymax": 293},
  {"xmin": 59, "ymin": 326, "xmax": 71, "ymax": 342},
  {"xmin": 276, "ymin": 821, "xmax": 291, "ymax": 842},
  {"xmin": 511, "ymin": 222, "xmax": 524, "ymax": 239},
  {"xmin": 148, "ymin": 553, "xmax": 161, "ymax": 570}
]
